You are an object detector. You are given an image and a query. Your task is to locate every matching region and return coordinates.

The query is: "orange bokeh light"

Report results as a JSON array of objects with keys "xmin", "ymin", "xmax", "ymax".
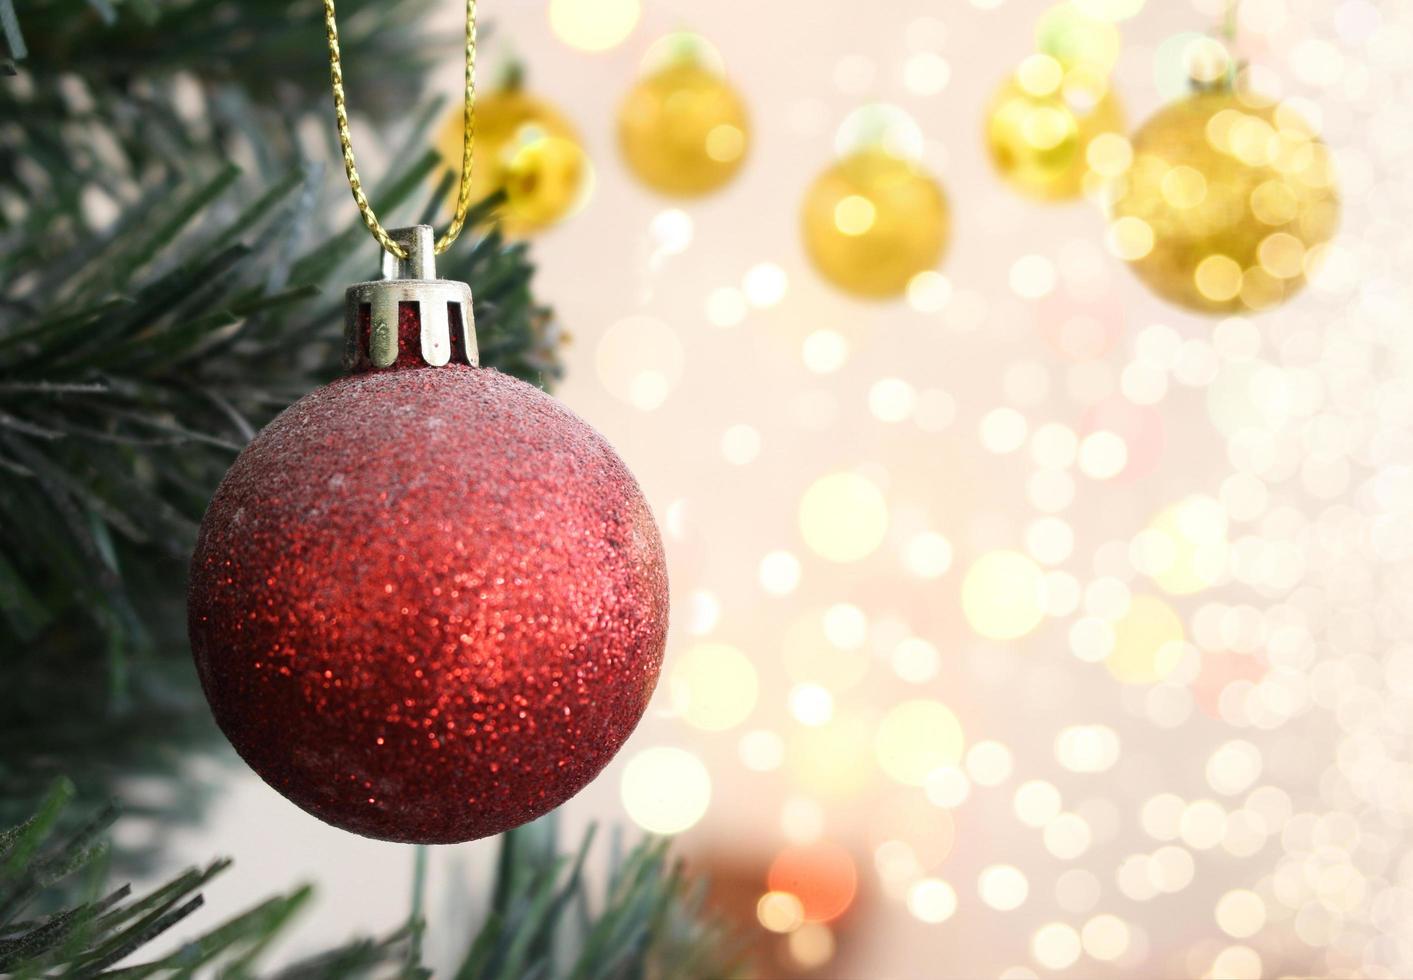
[{"xmin": 766, "ymin": 841, "xmax": 859, "ymax": 923}]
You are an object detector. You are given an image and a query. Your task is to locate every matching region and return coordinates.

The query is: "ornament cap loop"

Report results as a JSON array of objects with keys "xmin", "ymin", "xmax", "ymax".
[
  {"xmin": 344, "ymin": 225, "xmax": 478, "ymax": 373},
  {"xmin": 382, "ymin": 225, "xmax": 437, "ymax": 280}
]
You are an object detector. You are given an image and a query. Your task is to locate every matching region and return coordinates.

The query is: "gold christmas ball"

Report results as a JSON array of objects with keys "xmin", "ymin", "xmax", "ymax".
[
  {"xmin": 801, "ymin": 148, "xmax": 949, "ymax": 299},
  {"xmin": 1107, "ymin": 89, "xmax": 1339, "ymax": 314},
  {"xmin": 986, "ymin": 56, "xmax": 1124, "ymax": 200},
  {"xmin": 437, "ymin": 86, "xmax": 587, "ymax": 237},
  {"xmin": 618, "ymin": 46, "xmax": 749, "ymax": 197}
]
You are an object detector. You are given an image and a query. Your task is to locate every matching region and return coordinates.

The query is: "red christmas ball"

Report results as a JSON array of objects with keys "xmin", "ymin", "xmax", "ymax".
[{"xmin": 188, "ymin": 365, "xmax": 668, "ymax": 843}]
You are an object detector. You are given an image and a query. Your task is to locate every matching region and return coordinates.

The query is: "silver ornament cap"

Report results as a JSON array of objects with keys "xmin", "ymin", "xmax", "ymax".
[{"xmin": 343, "ymin": 224, "xmax": 478, "ymax": 371}]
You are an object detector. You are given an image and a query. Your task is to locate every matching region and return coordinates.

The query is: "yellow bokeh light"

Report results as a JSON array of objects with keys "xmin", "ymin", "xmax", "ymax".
[
  {"xmin": 743, "ymin": 262, "xmax": 788, "ymax": 307},
  {"xmin": 1215, "ymin": 889, "xmax": 1267, "ymax": 939},
  {"xmin": 979, "ymin": 865, "xmax": 1029, "ymax": 911},
  {"xmin": 875, "ymin": 699, "xmax": 964, "ymax": 785},
  {"xmin": 1152, "ymin": 846, "xmax": 1195, "ymax": 893},
  {"xmin": 802, "ymin": 329, "xmax": 849, "ymax": 374},
  {"xmin": 1138, "ymin": 495, "xmax": 1230, "ymax": 594},
  {"xmin": 1195, "ymin": 254, "xmax": 1244, "ymax": 301},
  {"xmin": 721, "ymin": 424, "xmax": 761, "ymax": 466},
  {"xmin": 961, "ymin": 550, "xmax": 1047, "ymax": 640},
  {"xmin": 548, "ymin": 0, "xmax": 640, "ymax": 51},
  {"xmin": 1036, "ymin": 3, "xmax": 1121, "ymax": 74},
  {"xmin": 1184, "ymin": 36, "xmax": 1232, "ymax": 84},
  {"xmin": 906, "ymin": 270, "xmax": 953, "ymax": 312},
  {"xmin": 987, "ymin": 62, "xmax": 1122, "ymax": 200},
  {"xmin": 1017, "ymin": 54, "xmax": 1064, "ymax": 97},
  {"xmin": 595, "ymin": 315, "xmax": 683, "ymax": 411},
  {"xmin": 1250, "ymin": 179, "xmax": 1298, "ymax": 225},
  {"xmin": 1107, "ymin": 215, "xmax": 1155, "ymax": 260},
  {"xmin": 1087, "ymin": 131, "xmax": 1132, "ymax": 176},
  {"xmin": 739, "ymin": 729, "xmax": 785, "ymax": 772},
  {"xmin": 705, "ymin": 123, "xmax": 746, "ymax": 163},
  {"xmin": 906, "ymin": 878, "xmax": 957, "ymax": 923},
  {"xmin": 834, "ymin": 194, "xmax": 877, "ymax": 235},
  {"xmin": 789, "ymin": 683, "xmax": 835, "ymax": 727},
  {"xmin": 788, "ymin": 922, "xmax": 836, "ymax": 969},
  {"xmin": 1015, "ymin": 780, "xmax": 1063, "ymax": 827},
  {"xmin": 669, "ymin": 642, "xmax": 758, "ymax": 732},
  {"xmin": 1161, "ymin": 164, "xmax": 1208, "ymax": 208},
  {"xmin": 620, "ymin": 747, "xmax": 710, "ymax": 834},
  {"xmin": 923, "ymin": 766, "xmax": 970, "ymax": 808},
  {"xmin": 1210, "ymin": 945, "xmax": 1263, "ymax": 980},
  {"xmin": 824, "ymin": 602, "xmax": 868, "ymax": 646},
  {"xmin": 1180, "ymin": 798, "xmax": 1228, "ymax": 850},
  {"xmin": 1071, "ymin": 0, "xmax": 1146, "ymax": 20},
  {"xmin": 1021, "ymin": 106, "xmax": 1072, "ymax": 151},
  {"xmin": 780, "ymin": 797, "xmax": 825, "ymax": 844},
  {"xmin": 966, "ymin": 740, "xmax": 1014, "ymax": 786},
  {"xmin": 1044, "ymin": 812, "xmax": 1093, "ymax": 859},
  {"xmin": 1054, "ymin": 724, "xmax": 1121, "ymax": 772},
  {"xmin": 1206, "ymin": 740, "xmax": 1263, "ymax": 796},
  {"xmin": 891, "ymin": 636, "xmax": 940, "ymax": 684},
  {"xmin": 1082, "ymin": 914, "xmax": 1131, "ymax": 961},
  {"xmin": 1107, "ymin": 594, "xmax": 1185, "ymax": 684},
  {"xmin": 758, "ymin": 549, "xmax": 800, "ymax": 594},
  {"xmin": 1257, "ymin": 231, "xmax": 1305, "ymax": 278},
  {"xmin": 781, "ymin": 606, "xmax": 870, "ymax": 691},
  {"xmin": 903, "ymin": 531, "xmax": 954, "ymax": 578},
  {"xmin": 868, "ymin": 377, "xmax": 916, "ymax": 422},
  {"xmin": 788, "ymin": 714, "xmax": 875, "ymax": 799},
  {"xmin": 1031, "ymin": 922, "xmax": 1082, "ymax": 970},
  {"xmin": 757, "ymin": 890, "xmax": 806, "ymax": 933},
  {"xmin": 798, "ymin": 472, "xmax": 890, "ymax": 563}
]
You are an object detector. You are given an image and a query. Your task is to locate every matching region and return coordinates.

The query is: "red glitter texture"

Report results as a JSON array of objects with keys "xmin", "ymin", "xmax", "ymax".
[{"xmin": 188, "ymin": 366, "xmax": 668, "ymax": 843}]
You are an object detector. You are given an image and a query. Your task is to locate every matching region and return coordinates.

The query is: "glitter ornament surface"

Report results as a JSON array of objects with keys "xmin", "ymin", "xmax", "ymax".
[
  {"xmin": 1107, "ymin": 88, "xmax": 1339, "ymax": 314},
  {"xmin": 189, "ymin": 366, "xmax": 668, "ymax": 844}
]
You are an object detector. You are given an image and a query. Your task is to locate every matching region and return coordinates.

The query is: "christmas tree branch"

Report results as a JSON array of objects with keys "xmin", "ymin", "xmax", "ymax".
[
  {"xmin": 1, "ymin": 782, "xmax": 738, "ymax": 979},
  {"xmin": 0, "ymin": 0, "xmax": 561, "ymax": 820}
]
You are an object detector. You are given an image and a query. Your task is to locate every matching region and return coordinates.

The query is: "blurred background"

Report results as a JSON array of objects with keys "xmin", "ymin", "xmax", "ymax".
[{"xmin": 6, "ymin": 0, "xmax": 1408, "ymax": 976}]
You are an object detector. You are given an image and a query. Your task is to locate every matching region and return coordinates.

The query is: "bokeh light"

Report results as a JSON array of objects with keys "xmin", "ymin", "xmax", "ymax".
[
  {"xmin": 594, "ymin": 315, "xmax": 684, "ymax": 410},
  {"xmin": 1106, "ymin": 594, "xmax": 1185, "ymax": 684},
  {"xmin": 979, "ymin": 865, "xmax": 1030, "ymax": 911},
  {"xmin": 962, "ymin": 551, "xmax": 1048, "ymax": 639},
  {"xmin": 620, "ymin": 747, "xmax": 710, "ymax": 834},
  {"xmin": 798, "ymin": 472, "xmax": 890, "ymax": 562},
  {"xmin": 548, "ymin": 0, "xmax": 639, "ymax": 51},
  {"xmin": 875, "ymin": 700, "xmax": 965, "ymax": 785},
  {"xmin": 457, "ymin": 3, "xmax": 1413, "ymax": 977},
  {"xmin": 907, "ymin": 878, "xmax": 958, "ymax": 923},
  {"xmin": 757, "ymin": 890, "xmax": 805, "ymax": 933},
  {"xmin": 767, "ymin": 841, "xmax": 858, "ymax": 922},
  {"xmin": 669, "ymin": 642, "xmax": 758, "ymax": 731}
]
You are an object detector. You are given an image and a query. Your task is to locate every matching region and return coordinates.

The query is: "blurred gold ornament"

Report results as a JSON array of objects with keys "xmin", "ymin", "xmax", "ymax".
[
  {"xmin": 618, "ymin": 36, "xmax": 749, "ymax": 196},
  {"xmin": 801, "ymin": 148, "xmax": 949, "ymax": 298},
  {"xmin": 437, "ymin": 79, "xmax": 587, "ymax": 237},
  {"xmin": 986, "ymin": 56, "xmax": 1124, "ymax": 200},
  {"xmin": 1107, "ymin": 88, "xmax": 1339, "ymax": 314}
]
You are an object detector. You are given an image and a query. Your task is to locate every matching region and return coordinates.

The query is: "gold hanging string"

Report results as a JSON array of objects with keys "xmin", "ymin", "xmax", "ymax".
[{"xmin": 323, "ymin": 0, "xmax": 477, "ymax": 260}]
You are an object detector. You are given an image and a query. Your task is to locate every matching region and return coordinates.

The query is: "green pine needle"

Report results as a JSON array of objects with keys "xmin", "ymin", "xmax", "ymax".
[{"xmin": 0, "ymin": 786, "xmax": 740, "ymax": 979}]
